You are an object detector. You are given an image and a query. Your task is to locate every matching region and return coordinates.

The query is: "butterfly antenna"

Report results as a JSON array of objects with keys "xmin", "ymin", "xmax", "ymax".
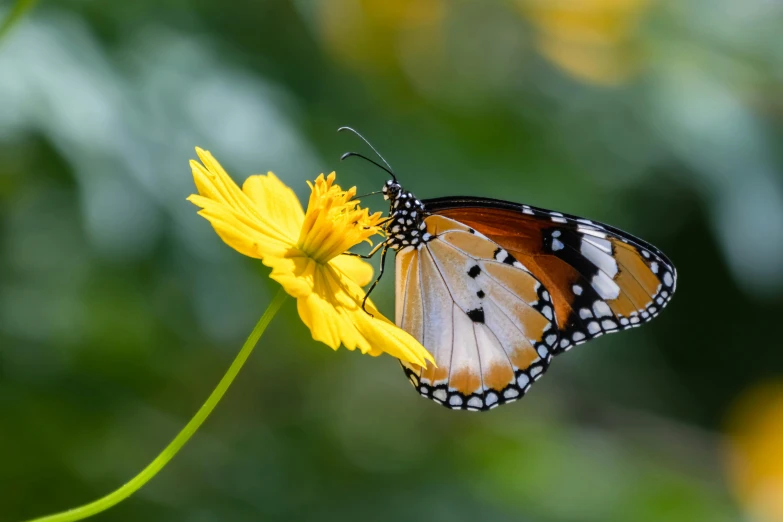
[
  {"xmin": 337, "ymin": 126, "xmax": 397, "ymax": 181},
  {"xmin": 340, "ymin": 152, "xmax": 396, "ymax": 180}
]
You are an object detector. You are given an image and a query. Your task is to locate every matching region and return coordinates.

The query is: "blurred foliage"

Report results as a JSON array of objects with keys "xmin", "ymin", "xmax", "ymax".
[
  {"xmin": 1, "ymin": 0, "xmax": 782, "ymax": 521},
  {"xmin": 0, "ymin": 0, "xmax": 38, "ymax": 42}
]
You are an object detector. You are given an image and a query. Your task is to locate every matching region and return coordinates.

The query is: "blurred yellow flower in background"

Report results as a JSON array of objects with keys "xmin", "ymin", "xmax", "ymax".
[
  {"xmin": 316, "ymin": 0, "xmax": 445, "ymax": 73},
  {"xmin": 311, "ymin": 0, "xmax": 651, "ymax": 88},
  {"xmin": 517, "ymin": 0, "xmax": 652, "ymax": 85},
  {"xmin": 725, "ymin": 381, "xmax": 783, "ymax": 522},
  {"xmin": 188, "ymin": 148, "xmax": 434, "ymax": 367}
]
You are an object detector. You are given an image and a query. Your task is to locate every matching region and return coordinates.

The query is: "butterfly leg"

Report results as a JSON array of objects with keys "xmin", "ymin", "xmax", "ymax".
[
  {"xmin": 361, "ymin": 244, "xmax": 390, "ymax": 317},
  {"xmin": 342, "ymin": 240, "xmax": 386, "ymax": 259}
]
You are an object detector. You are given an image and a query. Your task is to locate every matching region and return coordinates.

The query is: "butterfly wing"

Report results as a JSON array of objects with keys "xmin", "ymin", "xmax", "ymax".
[
  {"xmin": 396, "ymin": 215, "xmax": 557, "ymax": 411},
  {"xmin": 422, "ymin": 196, "xmax": 677, "ymax": 354}
]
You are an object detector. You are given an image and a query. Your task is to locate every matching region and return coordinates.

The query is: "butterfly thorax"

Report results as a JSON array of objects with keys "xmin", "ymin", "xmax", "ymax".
[{"xmin": 382, "ymin": 180, "xmax": 430, "ymax": 250}]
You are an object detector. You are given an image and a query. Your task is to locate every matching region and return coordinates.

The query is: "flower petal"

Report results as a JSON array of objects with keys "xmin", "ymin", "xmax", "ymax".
[
  {"xmin": 188, "ymin": 194, "xmax": 294, "ymax": 260},
  {"xmin": 242, "ymin": 172, "xmax": 305, "ymax": 240},
  {"xmin": 190, "ymin": 148, "xmax": 295, "ymax": 247},
  {"xmin": 296, "ymin": 264, "xmax": 434, "ymax": 367},
  {"xmin": 266, "ymin": 249, "xmax": 318, "ymax": 298},
  {"xmin": 331, "ymin": 255, "xmax": 375, "ymax": 287}
]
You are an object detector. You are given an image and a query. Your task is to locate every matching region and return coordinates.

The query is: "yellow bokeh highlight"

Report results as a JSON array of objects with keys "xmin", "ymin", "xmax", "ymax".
[
  {"xmin": 725, "ymin": 381, "xmax": 783, "ymax": 522},
  {"xmin": 518, "ymin": 0, "xmax": 651, "ymax": 85}
]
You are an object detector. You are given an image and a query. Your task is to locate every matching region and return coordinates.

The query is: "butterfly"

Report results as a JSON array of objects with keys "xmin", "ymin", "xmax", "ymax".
[{"xmin": 340, "ymin": 128, "xmax": 677, "ymax": 411}]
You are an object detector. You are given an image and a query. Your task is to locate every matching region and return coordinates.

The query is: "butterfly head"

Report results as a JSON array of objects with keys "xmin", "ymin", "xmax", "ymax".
[
  {"xmin": 336, "ymin": 127, "xmax": 429, "ymax": 250},
  {"xmin": 382, "ymin": 179, "xmax": 402, "ymax": 201},
  {"xmin": 383, "ymin": 180, "xmax": 428, "ymax": 250}
]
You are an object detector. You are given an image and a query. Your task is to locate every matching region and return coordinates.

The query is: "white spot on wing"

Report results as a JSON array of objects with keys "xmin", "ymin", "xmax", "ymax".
[
  {"xmin": 485, "ymin": 392, "xmax": 498, "ymax": 406},
  {"xmin": 433, "ymin": 389, "xmax": 447, "ymax": 402},
  {"xmin": 663, "ymin": 272, "xmax": 673, "ymax": 287},
  {"xmin": 581, "ymin": 239, "xmax": 618, "ymax": 277},
  {"xmin": 593, "ymin": 301, "xmax": 613, "ymax": 318},
  {"xmin": 591, "ymin": 271, "xmax": 621, "ymax": 300},
  {"xmin": 552, "ymin": 239, "xmax": 565, "ymax": 251},
  {"xmin": 583, "ymin": 235, "xmax": 612, "ymax": 253},
  {"xmin": 467, "ymin": 397, "xmax": 483, "ymax": 409},
  {"xmin": 504, "ymin": 388, "xmax": 519, "ymax": 399},
  {"xmin": 601, "ymin": 319, "xmax": 617, "ymax": 330},
  {"xmin": 572, "ymin": 285, "xmax": 583, "ymax": 295},
  {"xmin": 578, "ymin": 225, "xmax": 608, "ymax": 239},
  {"xmin": 449, "ymin": 395, "xmax": 463, "ymax": 407}
]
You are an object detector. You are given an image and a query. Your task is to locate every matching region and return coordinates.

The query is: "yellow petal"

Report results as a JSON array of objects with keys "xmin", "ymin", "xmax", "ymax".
[
  {"xmin": 190, "ymin": 148, "xmax": 296, "ymax": 248},
  {"xmin": 188, "ymin": 194, "xmax": 293, "ymax": 260},
  {"xmin": 296, "ymin": 172, "xmax": 384, "ymax": 264},
  {"xmin": 266, "ymin": 250, "xmax": 318, "ymax": 299},
  {"xmin": 296, "ymin": 264, "xmax": 434, "ymax": 367},
  {"xmin": 242, "ymin": 172, "xmax": 305, "ymax": 240},
  {"xmin": 331, "ymin": 255, "xmax": 375, "ymax": 287}
]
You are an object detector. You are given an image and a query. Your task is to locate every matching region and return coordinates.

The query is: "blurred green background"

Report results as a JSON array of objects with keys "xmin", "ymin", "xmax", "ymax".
[{"xmin": 2, "ymin": 1, "xmax": 783, "ymax": 521}]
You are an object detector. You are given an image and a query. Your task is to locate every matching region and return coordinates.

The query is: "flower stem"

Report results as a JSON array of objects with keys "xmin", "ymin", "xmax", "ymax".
[
  {"xmin": 0, "ymin": 0, "xmax": 38, "ymax": 44},
  {"xmin": 23, "ymin": 288, "xmax": 289, "ymax": 522}
]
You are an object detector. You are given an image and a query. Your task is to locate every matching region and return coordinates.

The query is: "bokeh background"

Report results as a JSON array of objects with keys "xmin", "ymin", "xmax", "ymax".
[{"xmin": 2, "ymin": 1, "xmax": 783, "ymax": 521}]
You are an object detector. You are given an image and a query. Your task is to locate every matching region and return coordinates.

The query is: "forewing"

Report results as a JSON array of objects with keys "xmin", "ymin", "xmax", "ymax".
[{"xmin": 424, "ymin": 197, "xmax": 676, "ymax": 354}]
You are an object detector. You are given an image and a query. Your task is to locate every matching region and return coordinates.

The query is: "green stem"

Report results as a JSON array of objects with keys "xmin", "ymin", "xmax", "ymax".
[
  {"xmin": 0, "ymin": 0, "xmax": 39, "ymax": 44},
  {"xmin": 24, "ymin": 288, "xmax": 289, "ymax": 522}
]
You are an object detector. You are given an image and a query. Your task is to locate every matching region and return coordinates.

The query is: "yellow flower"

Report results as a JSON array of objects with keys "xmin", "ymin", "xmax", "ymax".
[
  {"xmin": 517, "ymin": 0, "xmax": 651, "ymax": 85},
  {"xmin": 725, "ymin": 381, "xmax": 783, "ymax": 522},
  {"xmin": 187, "ymin": 148, "xmax": 434, "ymax": 367}
]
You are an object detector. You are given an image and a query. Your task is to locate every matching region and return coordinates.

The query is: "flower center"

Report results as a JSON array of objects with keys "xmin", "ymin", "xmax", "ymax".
[{"xmin": 297, "ymin": 173, "xmax": 384, "ymax": 264}]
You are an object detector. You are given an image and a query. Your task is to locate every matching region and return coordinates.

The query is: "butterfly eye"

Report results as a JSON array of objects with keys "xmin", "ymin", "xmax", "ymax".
[{"xmin": 385, "ymin": 183, "xmax": 402, "ymax": 198}]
